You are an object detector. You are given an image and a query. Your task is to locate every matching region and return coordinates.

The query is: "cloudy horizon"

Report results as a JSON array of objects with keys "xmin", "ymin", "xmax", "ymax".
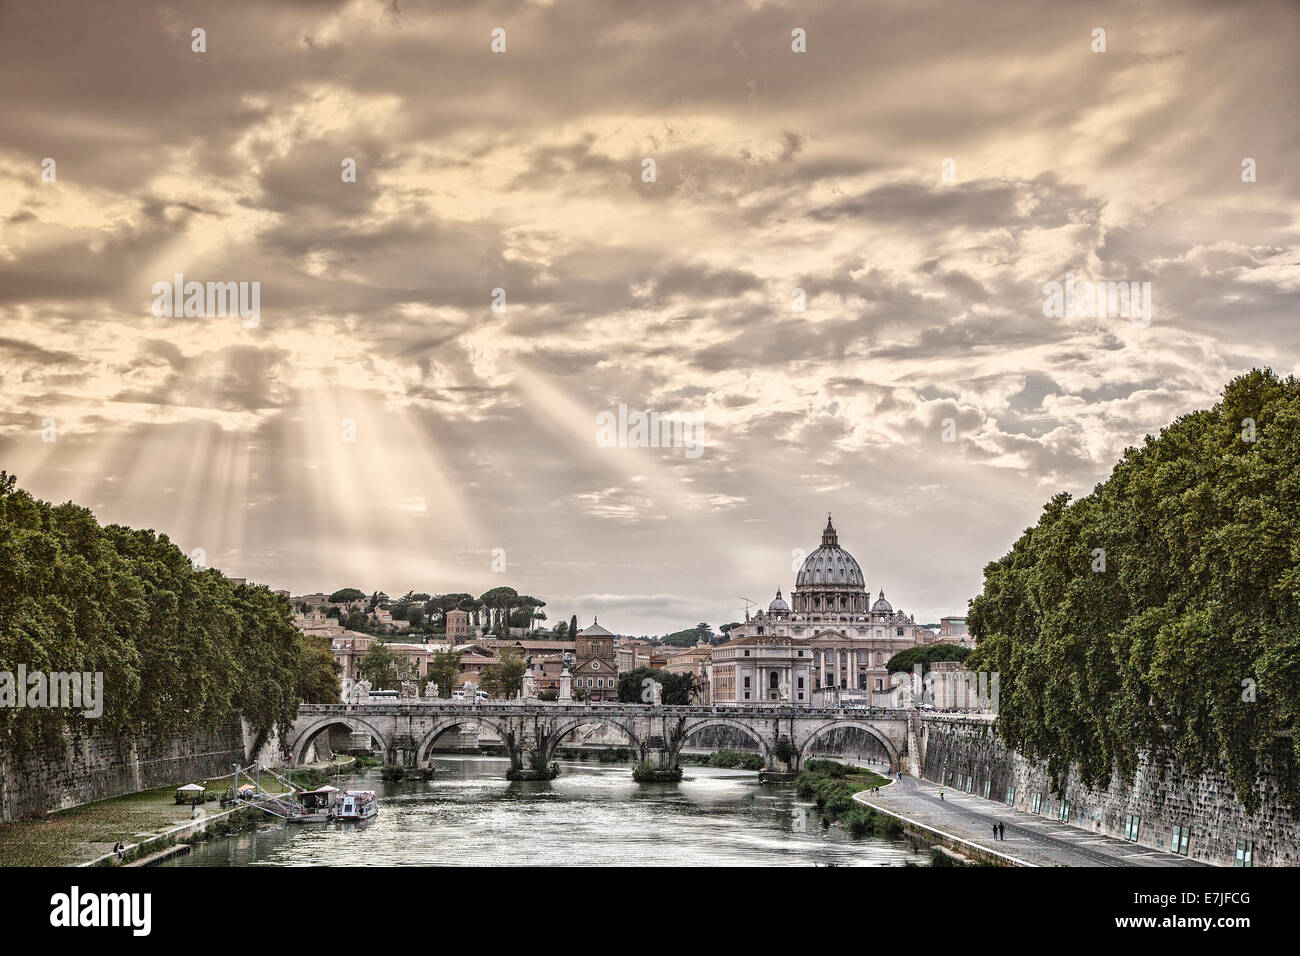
[{"xmin": 1, "ymin": 0, "xmax": 1297, "ymax": 635}]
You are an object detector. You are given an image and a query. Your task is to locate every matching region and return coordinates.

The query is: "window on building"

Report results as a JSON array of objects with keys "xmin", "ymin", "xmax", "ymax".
[
  {"xmin": 982, "ymin": 780, "xmax": 991, "ymax": 799},
  {"xmin": 743, "ymin": 649, "xmax": 750, "ymax": 656},
  {"xmin": 1234, "ymin": 839, "xmax": 1254, "ymax": 867},
  {"xmin": 769, "ymin": 672, "xmax": 779, "ymax": 689},
  {"xmin": 897, "ymin": 627, "xmax": 903, "ymax": 636},
  {"xmin": 1058, "ymin": 799, "xmax": 1070, "ymax": 822},
  {"xmin": 1124, "ymin": 815, "xmax": 1141, "ymax": 841},
  {"xmin": 1005, "ymin": 787, "xmax": 1015, "ymax": 806},
  {"xmin": 1030, "ymin": 793, "xmax": 1042, "ymax": 814},
  {"xmin": 743, "ymin": 692, "xmax": 750, "ymax": 700},
  {"xmin": 797, "ymin": 677, "xmax": 804, "ymax": 689},
  {"xmin": 1170, "ymin": 825, "xmax": 1190, "ymax": 855},
  {"xmin": 965, "ymin": 775, "xmax": 973, "ymax": 793},
  {"xmin": 743, "ymin": 676, "xmax": 750, "ymax": 688}
]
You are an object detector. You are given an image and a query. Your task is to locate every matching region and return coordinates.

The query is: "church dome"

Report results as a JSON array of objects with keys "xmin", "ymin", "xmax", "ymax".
[
  {"xmin": 795, "ymin": 516, "xmax": 865, "ymax": 588},
  {"xmin": 768, "ymin": 588, "xmax": 790, "ymax": 613},
  {"xmin": 871, "ymin": 589, "xmax": 893, "ymax": 613}
]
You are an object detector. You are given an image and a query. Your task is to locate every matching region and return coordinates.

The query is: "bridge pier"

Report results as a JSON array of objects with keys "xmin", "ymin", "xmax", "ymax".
[
  {"xmin": 507, "ymin": 746, "xmax": 559, "ymax": 781},
  {"xmin": 633, "ymin": 731, "xmax": 683, "ymax": 782}
]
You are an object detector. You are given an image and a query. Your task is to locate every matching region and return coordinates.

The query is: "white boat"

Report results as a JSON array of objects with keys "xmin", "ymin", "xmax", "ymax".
[{"xmin": 333, "ymin": 790, "xmax": 379, "ymax": 821}]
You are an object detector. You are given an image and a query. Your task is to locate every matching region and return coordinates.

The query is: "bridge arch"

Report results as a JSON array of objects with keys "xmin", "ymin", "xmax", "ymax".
[
  {"xmin": 672, "ymin": 718, "xmax": 774, "ymax": 764},
  {"xmin": 797, "ymin": 720, "xmax": 900, "ymax": 770},
  {"xmin": 544, "ymin": 716, "xmax": 645, "ymax": 762},
  {"xmin": 290, "ymin": 715, "xmax": 390, "ymax": 764},
  {"xmin": 415, "ymin": 716, "xmax": 519, "ymax": 765}
]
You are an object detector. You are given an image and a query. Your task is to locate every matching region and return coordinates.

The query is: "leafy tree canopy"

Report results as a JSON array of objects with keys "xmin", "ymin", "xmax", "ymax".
[
  {"xmin": 0, "ymin": 473, "xmax": 331, "ymax": 754},
  {"xmin": 617, "ymin": 667, "xmax": 697, "ymax": 705},
  {"xmin": 967, "ymin": 370, "xmax": 1300, "ymax": 811},
  {"xmin": 885, "ymin": 644, "xmax": 972, "ymax": 674}
]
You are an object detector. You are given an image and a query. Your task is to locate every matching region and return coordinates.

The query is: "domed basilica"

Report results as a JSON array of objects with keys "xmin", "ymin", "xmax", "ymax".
[{"xmin": 710, "ymin": 515, "xmax": 924, "ymax": 705}]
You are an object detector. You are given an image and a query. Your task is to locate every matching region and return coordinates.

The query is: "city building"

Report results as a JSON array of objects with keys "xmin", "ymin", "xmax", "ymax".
[
  {"xmin": 445, "ymin": 609, "xmax": 471, "ymax": 644},
  {"xmin": 723, "ymin": 515, "xmax": 925, "ymax": 705},
  {"xmin": 709, "ymin": 634, "xmax": 811, "ymax": 704},
  {"xmin": 572, "ymin": 618, "xmax": 618, "ymax": 701},
  {"xmin": 662, "ymin": 645, "xmax": 712, "ymax": 703},
  {"xmin": 615, "ymin": 639, "xmax": 655, "ymax": 673},
  {"xmin": 931, "ymin": 616, "xmax": 972, "ymax": 646}
]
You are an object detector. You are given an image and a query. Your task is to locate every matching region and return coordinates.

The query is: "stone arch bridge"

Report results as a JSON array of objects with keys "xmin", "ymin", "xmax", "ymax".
[{"xmin": 287, "ymin": 703, "xmax": 914, "ymax": 779}]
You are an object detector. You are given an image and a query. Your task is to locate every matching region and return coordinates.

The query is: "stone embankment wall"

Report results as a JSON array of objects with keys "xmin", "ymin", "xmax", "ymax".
[
  {"xmin": 917, "ymin": 715, "xmax": 1297, "ymax": 867},
  {"xmin": 1, "ymin": 720, "xmax": 248, "ymax": 822}
]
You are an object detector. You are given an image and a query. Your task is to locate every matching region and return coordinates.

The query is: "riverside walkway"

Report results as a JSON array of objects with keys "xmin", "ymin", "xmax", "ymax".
[{"xmin": 858, "ymin": 775, "xmax": 1208, "ymax": 867}]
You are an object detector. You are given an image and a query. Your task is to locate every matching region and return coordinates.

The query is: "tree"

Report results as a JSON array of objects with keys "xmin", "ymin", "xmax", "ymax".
[
  {"xmin": 662, "ymin": 624, "xmax": 712, "ymax": 647},
  {"xmin": 885, "ymin": 644, "xmax": 971, "ymax": 675},
  {"xmin": 345, "ymin": 609, "xmax": 368, "ymax": 631},
  {"xmin": 329, "ymin": 587, "xmax": 365, "ymax": 604},
  {"xmin": 617, "ymin": 667, "xmax": 698, "ymax": 705},
  {"xmin": 297, "ymin": 635, "xmax": 342, "ymax": 703},
  {"xmin": 358, "ymin": 643, "xmax": 401, "ymax": 689},
  {"xmin": 425, "ymin": 648, "xmax": 462, "ymax": 698},
  {"xmin": 0, "ymin": 474, "xmax": 319, "ymax": 755},
  {"xmin": 967, "ymin": 369, "xmax": 1300, "ymax": 811},
  {"xmin": 569, "ymin": 614, "xmax": 579, "ymax": 641},
  {"xmin": 480, "ymin": 650, "xmax": 527, "ymax": 700},
  {"xmin": 479, "ymin": 586, "xmax": 518, "ymax": 635}
]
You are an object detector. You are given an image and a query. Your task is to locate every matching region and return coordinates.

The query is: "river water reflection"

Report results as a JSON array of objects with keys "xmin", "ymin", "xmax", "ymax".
[{"xmin": 165, "ymin": 755, "xmax": 926, "ymax": 866}]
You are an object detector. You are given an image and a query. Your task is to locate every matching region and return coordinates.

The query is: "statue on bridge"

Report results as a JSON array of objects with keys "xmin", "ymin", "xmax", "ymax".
[
  {"xmin": 424, "ymin": 681, "xmax": 440, "ymax": 700},
  {"xmin": 350, "ymin": 679, "xmax": 371, "ymax": 705},
  {"xmin": 522, "ymin": 671, "xmax": 538, "ymax": 701},
  {"xmin": 400, "ymin": 679, "xmax": 418, "ymax": 699},
  {"xmin": 559, "ymin": 667, "xmax": 572, "ymax": 702}
]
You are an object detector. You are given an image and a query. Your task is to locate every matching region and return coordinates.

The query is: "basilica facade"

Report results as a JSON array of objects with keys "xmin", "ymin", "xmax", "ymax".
[{"xmin": 713, "ymin": 516, "xmax": 924, "ymax": 704}]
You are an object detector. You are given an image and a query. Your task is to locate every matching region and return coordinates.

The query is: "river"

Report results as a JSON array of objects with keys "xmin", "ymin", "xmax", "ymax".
[{"xmin": 164, "ymin": 755, "xmax": 926, "ymax": 866}]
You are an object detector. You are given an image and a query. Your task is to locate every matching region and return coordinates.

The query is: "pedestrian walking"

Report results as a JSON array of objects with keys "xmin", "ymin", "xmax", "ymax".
[
  {"xmin": 999, "ymin": 822, "xmax": 1005, "ymax": 840},
  {"xmin": 992, "ymin": 823, "xmax": 998, "ymax": 840},
  {"xmin": 939, "ymin": 788, "xmax": 944, "ymax": 801}
]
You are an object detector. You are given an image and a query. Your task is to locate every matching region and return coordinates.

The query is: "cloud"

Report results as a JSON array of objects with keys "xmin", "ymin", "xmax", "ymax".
[{"xmin": 1, "ymin": 0, "xmax": 1297, "ymax": 634}]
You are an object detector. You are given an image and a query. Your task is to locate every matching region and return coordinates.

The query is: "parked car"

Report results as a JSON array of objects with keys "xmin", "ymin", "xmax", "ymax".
[{"xmin": 451, "ymin": 691, "xmax": 466, "ymax": 700}]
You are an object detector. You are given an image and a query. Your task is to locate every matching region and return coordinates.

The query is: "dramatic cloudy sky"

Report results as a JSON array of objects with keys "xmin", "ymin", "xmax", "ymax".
[{"xmin": 1, "ymin": 0, "xmax": 1297, "ymax": 635}]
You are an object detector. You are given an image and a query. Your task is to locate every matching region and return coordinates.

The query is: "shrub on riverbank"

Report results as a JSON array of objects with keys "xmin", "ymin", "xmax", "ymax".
[
  {"xmin": 715, "ymin": 750, "xmax": 763, "ymax": 770},
  {"xmin": 795, "ymin": 760, "xmax": 894, "ymax": 835}
]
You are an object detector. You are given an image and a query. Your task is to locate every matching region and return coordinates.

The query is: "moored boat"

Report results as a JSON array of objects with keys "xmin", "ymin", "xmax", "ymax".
[
  {"xmin": 333, "ymin": 790, "xmax": 378, "ymax": 821},
  {"xmin": 288, "ymin": 784, "xmax": 339, "ymax": 823}
]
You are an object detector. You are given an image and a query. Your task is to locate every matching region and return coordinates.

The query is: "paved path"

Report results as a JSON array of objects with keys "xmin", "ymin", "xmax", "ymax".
[{"xmin": 858, "ymin": 775, "xmax": 1208, "ymax": 867}]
